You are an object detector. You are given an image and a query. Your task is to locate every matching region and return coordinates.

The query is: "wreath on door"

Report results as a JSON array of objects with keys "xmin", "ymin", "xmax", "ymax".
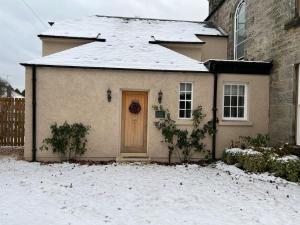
[{"xmin": 129, "ymin": 100, "xmax": 141, "ymax": 114}]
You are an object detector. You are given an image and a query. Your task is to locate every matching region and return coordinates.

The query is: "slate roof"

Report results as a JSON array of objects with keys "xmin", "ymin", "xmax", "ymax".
[{"xmin": 23, "ymin": 15, "xmax": 227, "ymax": 72}]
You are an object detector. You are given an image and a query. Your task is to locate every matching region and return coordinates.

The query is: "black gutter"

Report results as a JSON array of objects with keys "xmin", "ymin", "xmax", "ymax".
[
  {"xmin": 204, "ymin": 60, "xmax": 273, "ymax": 75},
  {"xmin": 212, "ymin": 71, "xmax": 218, "ymax": 161},
  {"xmin": 32, "ymin": 66, "xmax": 37, "ymax": 162},
  {"xmin": 149, "ymin": 40, "xmax": 206, "ymax": 45},
  {"xmin": 20, "ymin": 63, "xmax": 211, "ymax": 74},
  {"xmin": 38, "ymin": 34, "xmax": 106, "ymax": 42}
]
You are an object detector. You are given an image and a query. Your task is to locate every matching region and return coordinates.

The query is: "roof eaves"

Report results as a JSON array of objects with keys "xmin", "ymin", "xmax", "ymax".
[
  {"xmin": 95, "ymin": 15, "xmax": 207, "ymax": 24},
  {"xmin": 20, "ymin": 63, "xmax": 210, "ymax": 74},
  {"xmin": 38, "ymin": 34, "xmax": 106, "ymax": 42},
  {"xmin": 149, "ymin": 40, "xmax": 206, "ymax": 45},
  {"xmin": 204, "ymin": 59, "xmax": 273, "ymax": 75}
]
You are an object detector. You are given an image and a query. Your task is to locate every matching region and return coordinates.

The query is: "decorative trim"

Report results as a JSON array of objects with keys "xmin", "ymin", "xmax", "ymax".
[{"xmin": 129, "ymin": 101, "xmax": 141, "ymax": 114}]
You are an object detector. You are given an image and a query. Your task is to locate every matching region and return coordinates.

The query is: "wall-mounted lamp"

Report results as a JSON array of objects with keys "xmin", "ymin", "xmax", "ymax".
[
  {"xmin": 107, "ymin": 88, "xmax": 112, "ymax": 102},
  {"xmin": 158, "ymin": 90, "xmax": 163, "ymax": 104}
]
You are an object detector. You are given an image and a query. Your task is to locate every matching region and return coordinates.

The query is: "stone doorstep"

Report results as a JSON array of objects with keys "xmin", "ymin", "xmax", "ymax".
[{"xmin": 116, "ymin": 153, "xmax": 151, "ymax": 163}]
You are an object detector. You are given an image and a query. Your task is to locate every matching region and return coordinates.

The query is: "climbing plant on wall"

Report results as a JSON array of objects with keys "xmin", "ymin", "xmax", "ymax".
[{"xmin": 153, "ymin": 105, "xmax": 215, "ymax": 164}]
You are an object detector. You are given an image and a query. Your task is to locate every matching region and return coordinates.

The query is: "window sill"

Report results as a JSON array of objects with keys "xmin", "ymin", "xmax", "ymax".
[
  {"xmin": 177, "ymin": 120, "xmax": 193, "ymax": 126},
  {"xmin": 219, "ymin": 120, "xmax": 253, "ymax": 127},
  {"xmin": 285, "ymin": 16, "xmax": 300, "ymax": 30}
]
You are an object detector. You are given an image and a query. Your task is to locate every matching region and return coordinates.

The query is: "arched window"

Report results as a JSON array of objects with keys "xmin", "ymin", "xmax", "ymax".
[{"xmin": 234, "ymin": 1, "xmax": 246, "ymax": 60}]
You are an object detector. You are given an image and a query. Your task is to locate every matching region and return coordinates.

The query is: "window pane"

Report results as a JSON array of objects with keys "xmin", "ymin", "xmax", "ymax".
[
  {"xmin": 180, "ymin": 101, "xmax": 185, "ymax": 110},
  {"xmin": 238, "ymin": 107, "xmax": 244, "ymax": 118},
  {"xmin": 179, "ymin": 83, "xmax": 193, "ymax": 119},
  {"xmin": 186, "ymin": 101, "xmax": 191, "ymax": 110},
  {"xmin": 224, "ymin": 85, "xmax": 231, "ymax": 95},
  {"xmin": 232, "ymin": 85, "xmax": 238, "ymax": 95},
  {"xmin": 186, "ymin": 110, "xmax": 191, "ymax": 118},
  {"xmin": 224, "ymin": 107, "xmax": 230, "ymax": 117},
  {"xmin": 238, "ymin": 96, "xmax": 244, "ymax": 106},
  {"xmin": 186, "ymin": 93, "xmax": 191, "ymax": 100},
  {"xmin": 224, "ymin": 96, "xmax": 231, "ymax": 106},
  {"xmin": 180, "ymin": 93, "xmax": 185, "ymax": 100},
  {"xmin": 179, "ymin": 110, "xmax": 185, "ymax": 118},
  {"xmin": 239, "ymin": 85, "xmax": 245, "ymax": 95},
  {"xmin": 235, "ymin": 2, "xmax": 246, "ymax": 60},
  {"xmin": 231, "ymin": 107, "xmax": 237, "ymax": 117},
  {"xmin": 186, "ymin": 83, "xmax": 192, "ymax": 91},
  {"xmin": 236, "ymin": 41, "xmax": 245, "ymax": 59},
  {"xmin": 180, "ymin": 83, "xmax": 185, "ymax": 91},
  {"xmin": 231, "ymin": 96, "xmax": 238, "ymax": 106},
  {"xmin": 237, "ymin": 25, "xmax": 246, "ymax": 43}
]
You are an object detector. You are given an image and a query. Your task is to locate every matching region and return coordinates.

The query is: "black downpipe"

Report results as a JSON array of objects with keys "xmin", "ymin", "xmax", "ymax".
[
  {"xmin": 212, "ymin": 71, "xmax": 218, "ymax": 161},
  {"xmin": 32, "ymin": 66, "xmax": 37, "ymax": 162}
]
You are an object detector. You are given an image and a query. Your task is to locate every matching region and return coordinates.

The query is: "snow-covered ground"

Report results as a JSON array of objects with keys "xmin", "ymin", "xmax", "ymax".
[{"xmin": 0, "ymin": 158, "xmax": 300, "ymax": 225}]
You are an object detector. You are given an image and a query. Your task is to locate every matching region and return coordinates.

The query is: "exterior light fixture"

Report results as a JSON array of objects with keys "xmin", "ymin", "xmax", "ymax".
[
  {"xmin": 158, "ymin": 90, "xmax": 163, "ymax": 104},
  {"xmin": 107, "ymin": 88, "xmax": 112, "ymax": 102}
]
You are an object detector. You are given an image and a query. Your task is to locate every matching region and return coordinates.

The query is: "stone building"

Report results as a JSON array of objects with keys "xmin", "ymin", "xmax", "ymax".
[{"xmin": 207, "ymin": 0, "xmax": 300, "ymax": 146}]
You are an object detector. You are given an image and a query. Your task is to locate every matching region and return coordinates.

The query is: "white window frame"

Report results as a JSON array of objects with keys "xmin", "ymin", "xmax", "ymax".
[
  {"xmin": 234, "ymin": 0, "xmax": 246, "ymax": 60},
  {"xmin": 222, "ymin": 82, "xmax": 248, "ymax": 121},
  {"xmin": 178, "ymin": 82, "xmax": 193, "ymax": 119}
]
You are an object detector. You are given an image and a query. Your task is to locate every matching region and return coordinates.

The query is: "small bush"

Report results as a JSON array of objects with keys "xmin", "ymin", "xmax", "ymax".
[
  {"xmin": 239, "ymin": 134, "xmax": 269, "ymax": 149},
  {"xmin": 40, "ymin": 122, "xmax": 90, "ymax": 161},
  {"xmin": 243, "ymin": 154, "xmax": 268, "ymax": 173},
  {"xmin": 223, "ymin": 148, "xmax": 300, "ymax": 183},
  {"xmin": 269, "ymin": 156, "xmax": 300, "ymax": 182},
  {"xmin": 223, "ymin": 149, "xmax": 267, "ymax": 173}
]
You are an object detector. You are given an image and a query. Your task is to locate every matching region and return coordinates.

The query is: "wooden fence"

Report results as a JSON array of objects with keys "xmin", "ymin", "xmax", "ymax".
[{"xmin": 0, "ymin": 98, "xmax": 25, "ymax": 146}]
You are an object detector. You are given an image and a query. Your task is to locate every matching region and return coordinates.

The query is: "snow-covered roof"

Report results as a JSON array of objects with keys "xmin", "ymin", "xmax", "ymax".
[
  {"xmin": 40, "ymin": 15, "xmax": 226, "ymax": 41},
  {"xmin": 25, "ymin": 41, "xmax": 209, "ymax": 72},
  {"xmin": 23, "ymin": 15, "xmax": 227, "ymax": 72}
]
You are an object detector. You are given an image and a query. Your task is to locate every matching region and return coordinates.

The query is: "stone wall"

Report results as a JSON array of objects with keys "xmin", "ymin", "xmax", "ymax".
[
  {"xmin": 208, "ymin": 0, "xmax": 300, "ymax": 145},
  {"xmin": 208, "ymin": 0, "xmax": 225, "ymax": 13}
]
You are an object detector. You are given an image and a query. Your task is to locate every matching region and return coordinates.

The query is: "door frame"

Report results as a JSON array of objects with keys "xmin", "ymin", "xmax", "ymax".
[{"xmin": 121, "ymin": 90, "xmax": 148, "ymax": 154}]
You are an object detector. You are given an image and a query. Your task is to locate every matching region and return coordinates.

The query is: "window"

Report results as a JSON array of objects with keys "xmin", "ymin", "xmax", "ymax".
[
  {"xmin": 234, "ymin": 1, "xmax": 246, "ymax": 60},
  {"xmin": 179, "ymin": 83, "xmax": 193, "ymax": 119},
  {"xmin": 223, "ymin": 83, "xmax": 247, "ymax": 120}
]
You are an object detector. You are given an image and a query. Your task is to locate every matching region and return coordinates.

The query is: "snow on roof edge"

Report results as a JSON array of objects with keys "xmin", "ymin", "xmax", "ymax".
[{"xmin": 21, "ymin": 62, "xmax": 210, "ymax": 73}]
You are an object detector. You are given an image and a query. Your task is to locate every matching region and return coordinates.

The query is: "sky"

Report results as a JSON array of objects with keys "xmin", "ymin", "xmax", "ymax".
[{"xmin": 0, "ymin": 0, "xmax": 209, "ymax": 90}]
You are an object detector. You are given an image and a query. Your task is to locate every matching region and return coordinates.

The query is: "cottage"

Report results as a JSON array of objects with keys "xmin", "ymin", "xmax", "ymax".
[{"xmin": 21, "ymin": 15, "xmax": 271, "ymax": 162}]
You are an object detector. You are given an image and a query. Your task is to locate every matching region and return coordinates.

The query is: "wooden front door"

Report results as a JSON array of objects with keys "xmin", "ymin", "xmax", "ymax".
[{"xmin": 121, "ymin": 91, "xmax": 148, "ymax": 153}]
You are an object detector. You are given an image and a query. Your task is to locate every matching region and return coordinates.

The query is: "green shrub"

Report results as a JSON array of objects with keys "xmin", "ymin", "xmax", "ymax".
[
  {"xmin": 243, "ymin": 154, "xmax": 268, "ymax": 173},
  {"xmin": 239, "ymin": 134, "xmax": 269, "ymax": 149},
  {"xmin": 223, "ymin": 148, "xmax": 300, "ymax": 183},
  {"xmin": 153, "ymin": 105, "xmax": 214, "ymax": 164},
  {"xmin": 269, "ymin": 156, "xmax": 300, "ymax": 182},
  {"xmin": 40, "ymin": 122, "xmax": 90, "ymax": 161}
]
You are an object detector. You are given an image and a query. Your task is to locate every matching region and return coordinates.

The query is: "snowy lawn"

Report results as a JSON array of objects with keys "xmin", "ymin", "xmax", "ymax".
[{"xmin": 0, "ymin": 158, "xmax": 300, "ymax": 225}]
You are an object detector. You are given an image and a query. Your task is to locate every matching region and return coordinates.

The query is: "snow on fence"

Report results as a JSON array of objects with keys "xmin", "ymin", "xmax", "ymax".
[{"xmin": 0, "ymin": 98, "xmax": 25, "ymax": 146}]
